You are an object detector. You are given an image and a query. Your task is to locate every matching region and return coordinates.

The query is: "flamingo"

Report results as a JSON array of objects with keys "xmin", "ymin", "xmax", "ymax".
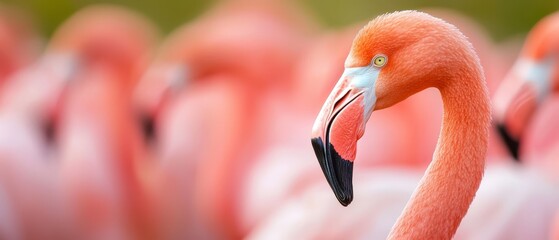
[
  {"xmin": 0, "ymin": 32, "xmax": 76, "ymax": 240},
  {"xmin": 133, "ymin": 1, "xmax": 316, "ymax": 238},
  {"xmin": 249, "ymin": 10, "xmax": 558, "ymax": 240},
  {"xmin": 492, "ymin": 13, "xmax": 559, "ymax": 237},
  {"xmin": 293, "ymin": 9, "xmax": 511, "ymax": 171},
  {"xmin": 493, "ymin": 11, "xmax": 559, "ymax": 161},
  {"xmin": 492, "ymin": 17, "xmax": 559, "ymax": 239},
  {"xmin": 0, "ymin": 4, "xmax": 157, "ymax": 239},
  {"xmin": 247, "ymin": 9, "xmax": 507, "ymax": 239},
  {"xmin": 133, "ymin": 0, "xmax": 315, "ymax": 149},
  {"xmin": 309, "ymin": 10, "xmax": 489, "ymax": 238},
  {"xmin": 49, "ymin": 5, "xmax": 158, "ymax": 239},
  {"xmin": 249, "ymin": 17, "xmax": 512, "ymax": 227}
]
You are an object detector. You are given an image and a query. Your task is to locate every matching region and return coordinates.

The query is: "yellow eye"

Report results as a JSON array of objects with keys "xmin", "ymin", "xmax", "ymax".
[{"xmin": 373, "ymin": 55, "xmax": 387, "ymax": 67}]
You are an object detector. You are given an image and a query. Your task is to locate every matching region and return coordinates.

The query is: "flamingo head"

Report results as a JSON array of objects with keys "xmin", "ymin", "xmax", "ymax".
[
  {"xmin": 133, "ymin": 62, "xmax": 189, "ymax": 143},
  {"xmin": 311, "ymin": 10, "xmax": 480, "ymax": 205},
  {"xmin": 493, "ymin": 12, "xmax": 559, "ymax": 158},
  {"xmin": 49, "ymin": 4, "xmax": 158, "ymax": 88}
]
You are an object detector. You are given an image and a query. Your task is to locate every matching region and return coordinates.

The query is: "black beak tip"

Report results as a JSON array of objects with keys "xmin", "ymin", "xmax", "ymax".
[
  {"xmin": 495, "ymin": 123, "xmax": 520, "ymax": 161},
  {"xmin": 311, "ymin": 137, "xmax": 354, "ymax": 206},
  {"xmin": 138, "ymin": 112, "xmax": 156, "ymax": 143},
  {"xmin": 337, "ymin": 192, "xmax": 353, "ymax": 206}
]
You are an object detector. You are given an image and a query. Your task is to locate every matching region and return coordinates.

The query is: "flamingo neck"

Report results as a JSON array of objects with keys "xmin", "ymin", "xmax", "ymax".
[{"xmin": 388, "ymin": 66, "xmax": 490, "ymax": 239}]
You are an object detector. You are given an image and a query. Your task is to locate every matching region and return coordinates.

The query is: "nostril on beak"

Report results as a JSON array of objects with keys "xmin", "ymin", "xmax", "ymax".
[{"xmin": 333, "ymin": 90, "xmax": 351, "ymax": 111}]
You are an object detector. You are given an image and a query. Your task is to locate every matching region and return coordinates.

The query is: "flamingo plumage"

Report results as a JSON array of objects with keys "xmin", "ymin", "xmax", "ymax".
[{"xmin": 310, "ymin": 10, "xmax": 489, "ymax": 238}]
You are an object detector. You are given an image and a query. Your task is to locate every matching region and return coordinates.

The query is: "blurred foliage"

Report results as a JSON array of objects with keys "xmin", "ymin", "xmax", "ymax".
[
  {"xmin": 0, "ymin": 0, "xmax": 213, "ymax": 37},
  {"xmin": 303, "ymin": 0, "xmax": 559, "ymax": 41},
  {"xmin": 1, "ymin": 0, "xmax": 558, "ymax": 42}
]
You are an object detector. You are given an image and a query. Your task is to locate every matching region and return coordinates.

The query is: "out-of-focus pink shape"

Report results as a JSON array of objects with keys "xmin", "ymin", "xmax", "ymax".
[
  {"xmin": 133, "ymin": 0, "xmax": 317, "ymax": 238},
  {"xmin": 0, "ymin": 4, "xmax": 158, "ymax": 239}
]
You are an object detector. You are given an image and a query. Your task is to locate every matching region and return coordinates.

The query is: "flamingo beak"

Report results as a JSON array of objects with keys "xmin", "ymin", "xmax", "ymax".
[
  {"xmin": 493, "ymin": 58, "xmax": 553, "ymax": 159},
  {"xmin": 493, "ymin": 80, "xmax": 535, "ymax": 159},
  {"xmin": 311, "ymin": 69, "xmax": 376, "ymax": 206},
  {"xmin": 134, "ymin": 64, "xmax": 188, "ymax": 142}
]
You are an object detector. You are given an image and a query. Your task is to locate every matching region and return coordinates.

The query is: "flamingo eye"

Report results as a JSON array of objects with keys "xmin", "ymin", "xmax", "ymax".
[{"xmin": 372, "ymin": 55, "xmax": 387, "ymax": 67}]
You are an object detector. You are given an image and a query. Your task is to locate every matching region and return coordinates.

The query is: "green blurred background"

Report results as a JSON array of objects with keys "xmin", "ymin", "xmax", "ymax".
[{"xmin": 1, "ymin": 0, "xmax": 558, "ymax": 41}]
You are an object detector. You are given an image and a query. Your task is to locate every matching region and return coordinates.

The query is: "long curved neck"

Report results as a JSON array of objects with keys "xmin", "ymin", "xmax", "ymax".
[{"xmin": 388, "ymin": 66, "xmax": 491, "ymax": 239}]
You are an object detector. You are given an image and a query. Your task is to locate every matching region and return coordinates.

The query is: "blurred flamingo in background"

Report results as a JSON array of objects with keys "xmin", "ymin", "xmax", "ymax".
[
  {"xmin": 0, "ymin": 5, "xmax": 69, "ymax": 239},
  {"xmin": 0, "ymin": 4, "xmax": 158, "ymax": 239},
  {"xmin": 49, "ymin": 5, "xmax": 159, "ymax": 239},
  {"xmin": 492, "ymin": 12, "xmax": 559, "ymax": 238},
  {"xmin": 134, "ymin": 0, "xmax": 317, "ymax": 238},
  {"xmin": 493, "ymin": 11, "xmax": 559, "ymax": 168}
]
